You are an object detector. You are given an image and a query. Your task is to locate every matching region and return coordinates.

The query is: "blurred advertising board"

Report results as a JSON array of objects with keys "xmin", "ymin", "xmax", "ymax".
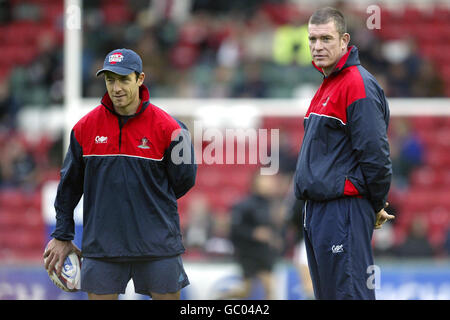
[{"xmin": 0, "ymin": 260, "xmax": 449, "ymax": 300}]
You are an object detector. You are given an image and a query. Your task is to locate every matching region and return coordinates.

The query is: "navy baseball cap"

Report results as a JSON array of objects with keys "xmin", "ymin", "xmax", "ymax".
[{"xmin": 96, "ymin": 48, "xmax": 143, "ymax": 76}]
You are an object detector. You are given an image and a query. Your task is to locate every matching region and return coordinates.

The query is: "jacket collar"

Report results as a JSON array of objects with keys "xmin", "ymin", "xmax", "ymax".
[
  {"xmin": 312, "ymin": 45, "xmax": 360, "ymax": 78},
  {"xmin": 101, "ymin": 84, "xmax": 150, "ymax": 116}
]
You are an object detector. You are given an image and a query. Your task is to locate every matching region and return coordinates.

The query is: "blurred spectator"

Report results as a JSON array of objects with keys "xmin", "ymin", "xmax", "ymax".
[
  {"xmin": 273, "ymin": 23, "xmax": 310, "ymax": 66},
  {"xmin": 0, "ymin": 133, "xmax": 37, "ymax": 190},
  {"xmin": 372, "ymin": 223, "xmax": 396, "ymax": 257},
  {"xmin": 183, "ymin": 194, "xmax": 215, "ymax": 256},
  {"xmin": 204, "ymin": 212, "xmax": 234, "ymax": 257},
  {"xmin": 243, "ymin": 9, "xmax": 275, "ymax": 63},
  {"xmin": 277, "ymin": 131, "xmax": 298, "ymax": 175},
  {"xmin": 359, "ymin": 38, "xmax": 390, "ymax": 79},
  {"xmin": 390, "ymin": 118, "xmax": 424, "ymax": 188},
  {"xmin": 13, "ymin": 31, "xmax": 64, "ymax": 106},
  {"xmin": 0, "ymin": 0, "xmax": 12, "ymax": 25},
  {"xmin": 208, "ymin": 66, "xmax": 235, "ymax": 98},
  {"xmin": 231, "ymin": 61, "xmax": 269, "ymax": 98},
  {"xmin": 47, "ymin": 133, "xmax": 64, "ymax": 169},
  {"xmin": 192, "ymin": 0, "xmax": 261, "ymax": 15},
  {"xmin": 217, "ymin": 17, "xmax": 244, "ymax": 68},
  {"xmin": 387, "ymin": 62, "xmax": 412, "ymax": 97},
  {"xmin": 395, "ymin": 215, "xmax": 435, "ymax": 258},
  {"xmin": 402, "ymin": 39, "xmax": 422, "ymax": 79},
  {"xmin": 0, "ymin": 79, "xmax": 21, "ymax": 130},
  {"xmin": 221, "ymin": 173, "xmax": 283, "ymax": 300},
  {"xmin": 411, "ymin": 60, "xmax": 445, "ymax": 97},
  {"xmin": 445, "ymin": 224, "xmax": 450, "ymax": 256}
]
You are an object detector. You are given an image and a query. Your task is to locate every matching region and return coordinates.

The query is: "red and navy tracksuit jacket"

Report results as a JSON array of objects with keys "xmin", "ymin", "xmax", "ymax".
[
  {"xmin": 294, "ymin": 46, "xmax": 392, "ymax": 213},
  {"xmin": 51, "ymin": 85, "xmax": 197, "ymax": 259},
  {"xmin": 294, "ymin": 46, "xmax": 392, "ymax": 299}
]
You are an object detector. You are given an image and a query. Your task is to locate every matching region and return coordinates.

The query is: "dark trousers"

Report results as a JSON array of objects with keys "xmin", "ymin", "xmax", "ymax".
[{"xmin": 303, "ymin": 197, "xmax": 376, "ymax": 300}]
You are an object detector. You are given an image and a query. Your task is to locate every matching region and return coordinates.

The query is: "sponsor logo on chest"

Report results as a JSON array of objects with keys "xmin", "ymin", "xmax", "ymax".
[{"xmin": 95, "ymin": 136, "xmax": 108, "ymax": 144}]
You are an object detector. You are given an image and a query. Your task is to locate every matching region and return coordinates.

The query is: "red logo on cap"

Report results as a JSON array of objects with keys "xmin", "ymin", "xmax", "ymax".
[{"xmin": 109, "ymin": 52, "xmax": 124, "ymax": 65}]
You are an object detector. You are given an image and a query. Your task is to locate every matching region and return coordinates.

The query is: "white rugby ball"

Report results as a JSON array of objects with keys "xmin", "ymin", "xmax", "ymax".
[{"xmin": 45, "ymin": 252, "xmax": 82, "ymax": 292}]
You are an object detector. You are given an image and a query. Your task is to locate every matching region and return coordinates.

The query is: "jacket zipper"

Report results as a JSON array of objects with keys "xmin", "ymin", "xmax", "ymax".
[
  {"xmin": 118, "ymin": 117, "xmax": 125, "ymax": 151},
  {"xmin": 303, "ymin": 200, "xmax": 308, "ymax": 230}
]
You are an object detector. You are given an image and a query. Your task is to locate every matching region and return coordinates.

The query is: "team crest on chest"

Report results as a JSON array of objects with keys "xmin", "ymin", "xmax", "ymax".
[{"xmin": 138, "ymin": 137, "xmax": 150, "ymax": 149}]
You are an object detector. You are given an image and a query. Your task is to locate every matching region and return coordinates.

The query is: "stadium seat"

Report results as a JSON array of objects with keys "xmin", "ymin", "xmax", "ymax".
[
  {"xmin": 409, "ymin": 166, "xmax": 442, "ymax": 189},
  {"xmin": 427, "ymin": 207, "xmax": 448, "ymax": 247},
  {"xmin": 431, "ymin": 5, "xmax": 450, "ymax": 22},
  {"xmin": 41, "ymin": 2, "xmax": 63, "ymax": 25},
  {"xmin": 0, "ymin": 189, "xmax": 29, "ymax": 210},
  {"xmin": 412, "ymin": 23, "xmax": 441, "ymax": 45},
  {"xmin": 440, "ymin": 65, "xmax": 450, "ymax": 83},
  {"xmin": 401, "ymin": 5, "xmax": 429, "ymax": 23},
  {"xmin": 101, "ymin": 3, "xmax": 132, "ymax": 25},
  {"xmin": 424, "ymin": 148, "xmax": 450, "ymax": 170},
  {"xmin": 411, "ymin": 116, "xmax": 441, "ymax": 132},
  {"xmin": 401, "ymin": 189, "xmax": 436, "ymax": 214}
]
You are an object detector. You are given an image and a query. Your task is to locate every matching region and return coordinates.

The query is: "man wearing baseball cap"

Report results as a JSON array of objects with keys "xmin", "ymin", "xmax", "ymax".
[{"xmin": 44, "ymin": 48, "xmax": 197, "ymax": 300}]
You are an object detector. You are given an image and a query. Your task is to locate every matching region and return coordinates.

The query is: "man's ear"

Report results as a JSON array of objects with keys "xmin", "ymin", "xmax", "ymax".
[
  {"xmin": 342, "ymin": 33, "xmax": 350, "ymax": 49},
  {"xmin": 138, "ymin": 72, "xmax": 145, "ymax": 86}
]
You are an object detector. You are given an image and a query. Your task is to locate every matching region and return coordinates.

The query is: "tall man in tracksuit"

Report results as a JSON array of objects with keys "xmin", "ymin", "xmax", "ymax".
[
  {"xmin": 294, "ymin": 8, "xmax": 394, "ymax": 299},
  {"xmin": 44, "ymin": 49, "xmax": 197, "ymax": 300}
]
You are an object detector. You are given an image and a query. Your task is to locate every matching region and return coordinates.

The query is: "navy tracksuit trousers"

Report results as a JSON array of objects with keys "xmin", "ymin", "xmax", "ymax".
[{"xmin": 303, "ymin": 197, "xmax": 376, "ymax": 300}]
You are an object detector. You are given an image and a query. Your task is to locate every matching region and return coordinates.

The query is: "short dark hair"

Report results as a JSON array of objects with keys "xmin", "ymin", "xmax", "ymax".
[{"xmin": 309, "ymin": 7, "xmax": 347, "ymax": 36}]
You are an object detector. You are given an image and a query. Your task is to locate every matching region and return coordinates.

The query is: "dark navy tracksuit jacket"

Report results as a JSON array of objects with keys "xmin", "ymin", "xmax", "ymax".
[
  {"xmin": 51, "ymin": 85, "xmax": 197, "ymax": 260},
  {"xmin": 294, "ymin": 46, "xmax": 392, "ymax": 299}
]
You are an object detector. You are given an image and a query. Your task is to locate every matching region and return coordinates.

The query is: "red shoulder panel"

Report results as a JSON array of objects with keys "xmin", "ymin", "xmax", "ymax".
[{"xmin": 306, "ymin": 66, "xmax": 366, "ymax": 124}]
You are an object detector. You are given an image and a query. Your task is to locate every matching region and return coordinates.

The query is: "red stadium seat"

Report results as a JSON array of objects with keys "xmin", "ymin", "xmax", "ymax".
[
  {"xmin": 431, "ymin": 5, "xmax": 450, "ymax": 23},
  {"xmin": 101, "ymin": 4, "xmax": 132, "ymax": 25},
  {"xmin": 41, "ymin": 2, "xmax": 63, "ymax": 25},
  {"xmin": 0, "ymin": 189, "xmax": 28, "ymax": 211},
  {"xmin": 440, "ymin": 65, "xmax": 450, "ymax": 83},
  {"xmin": 401, "ymin": 5, "xmax": 426, "ymax": 23},
  {"xmin": 401, "ymin": 189, "xmax": 437, "ymax": 214},
  {"xmin": 413, "ymin": 23, "xmax": 442, "ymax": 45},
  {"xmin": 424, "ymin": 148, "xmax": 450, "ymax": 170},
  {"xmin": 410, "ymin": 116, "xmax": 441, "ymax": 132},
  {"xmin": 379, "ymin": 8, "xmax": 404, "ymax": 25},
  {"xmin": 427, "ymin": 207, "xmax": 448, "ymax": 247},
  {"xmin": 409, "ymin": 166, "xmax": 442, "ymax": 189}
]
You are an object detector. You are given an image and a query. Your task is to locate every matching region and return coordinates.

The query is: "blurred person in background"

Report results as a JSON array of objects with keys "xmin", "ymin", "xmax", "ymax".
[
  {"xmin": 231, "ymin": 61, "xmax": 269, "ymax": 98},
  {"xmin": 0, "ymin": 134, "xmax": 36, "ymax": 190},
  {"xmin": 395, "ymin": 215, "xmax": 435, "ymax": 258},
  {"xmin": 411, "ymin": 59, "xmax": 445, "ymax": 97},
  {"xmin": 390, "ymin": 118, "xmax": 424, "ymax": 188},
  {"xmin": 445, "ymin": 224, "xmax": 450, "ymax": 256},
  {"xmin": 220, "ymin": 173, "xmax": 283, "ymax": 300},
  {"xmin": 183, "ymin": 194, "xmax": 215, "ymax": 257},
  {"xmin": 204, "ymin": 211, "xmax": 234, "ymax": 258},
  {"xmin": 272, "ymin": 8, "xmax": 310, "ymax": 67},
  {"xmin": 0, "ymin": 78, "xmax": 20, "ymax": 131},
  {"xmin": 0, "ymin": 0, "xmax": 12, "ymax": 25},
  {"xmin": 293, "ymin": 7, "xmax": 394, "ymax": 300}
]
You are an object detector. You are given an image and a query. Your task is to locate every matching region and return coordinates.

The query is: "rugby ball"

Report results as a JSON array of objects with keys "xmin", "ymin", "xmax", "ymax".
[{"xmin": 45, "ymin": 252, "xmax": 82, "ymax": 292}]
